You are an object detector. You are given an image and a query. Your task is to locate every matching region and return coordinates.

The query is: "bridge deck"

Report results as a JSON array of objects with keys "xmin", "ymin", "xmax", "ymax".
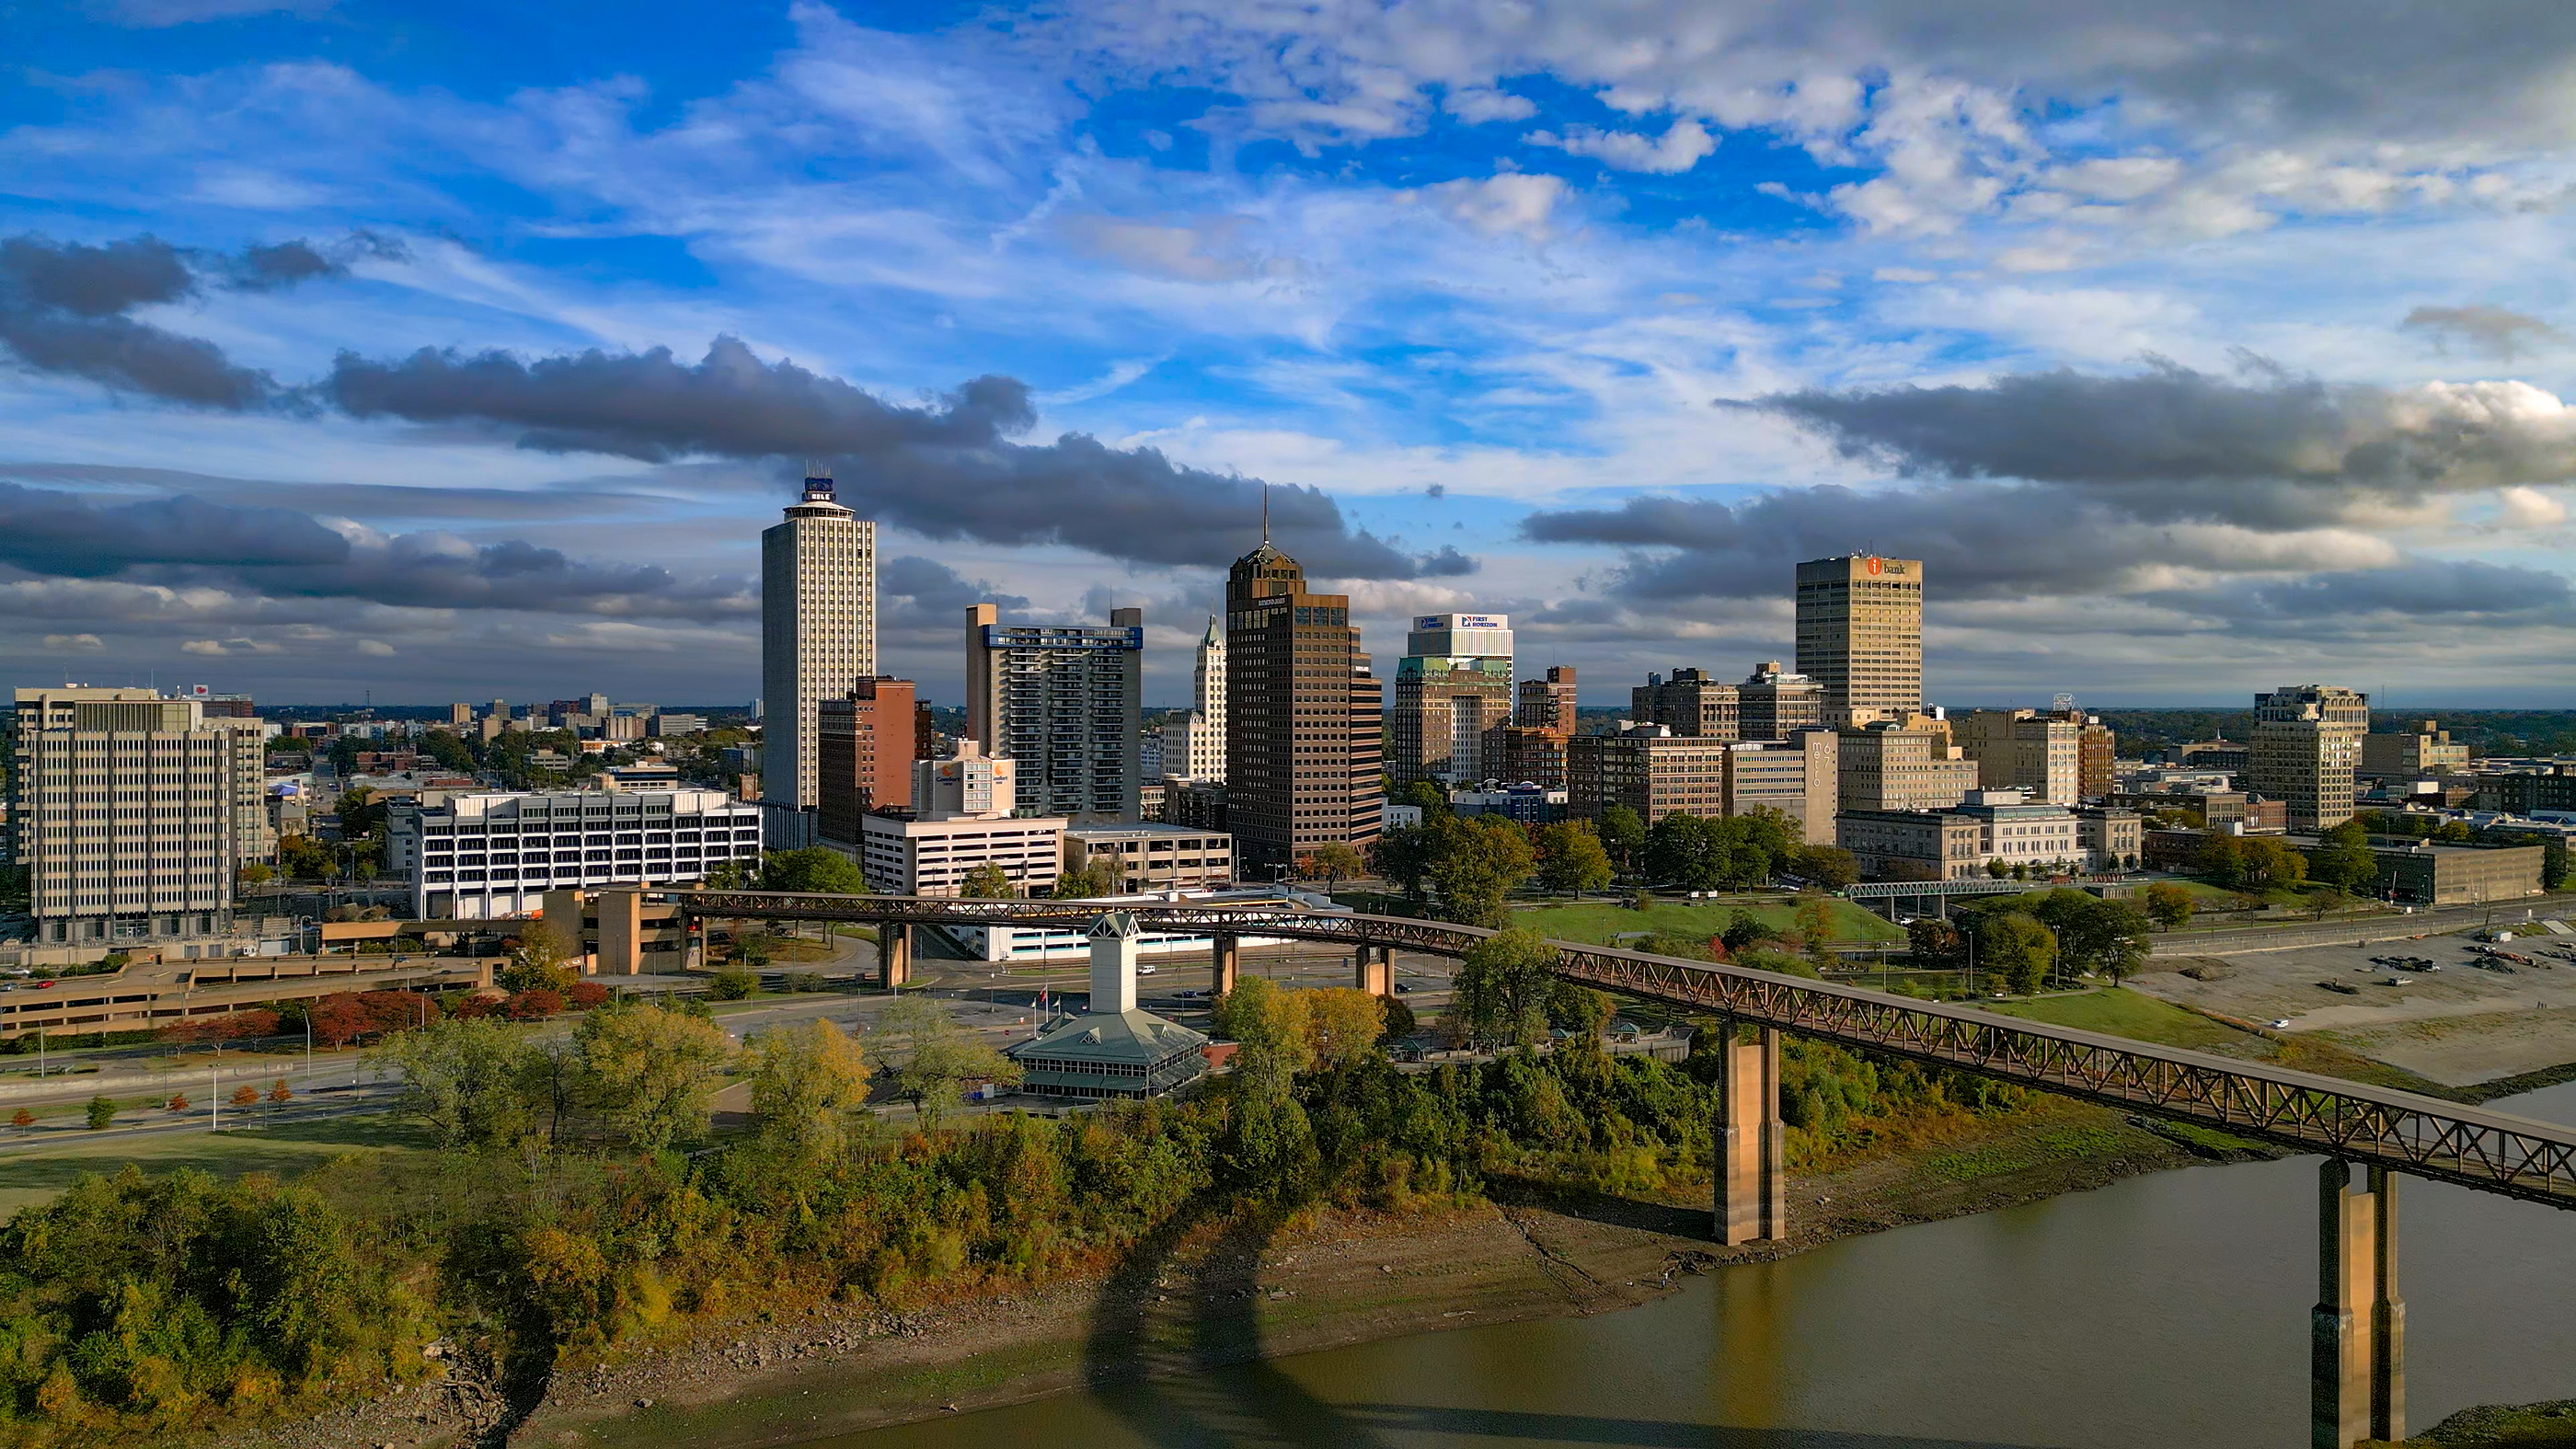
[{"xmin": 660, "ymin": 891, "xmax": 2576, "ymax": 1209}]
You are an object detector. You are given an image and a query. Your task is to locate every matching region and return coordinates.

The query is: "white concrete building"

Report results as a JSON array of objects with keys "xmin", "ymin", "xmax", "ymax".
[
  {"xmin": 859, "ymin": 742, "xmax": 1065, "ymax": 896},
  {"xmin": 761, "ymin": 471, "xmax": 876, "ymax": 811},
  {"xmin": 389, "ymin": 788, "xmax": 761, "ymax": 919}
]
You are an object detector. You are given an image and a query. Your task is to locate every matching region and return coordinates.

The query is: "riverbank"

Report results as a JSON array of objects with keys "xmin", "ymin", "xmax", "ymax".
[{"xmin": 219, "ymin": 1097, "xmax": 2250, "ymax": 1449}]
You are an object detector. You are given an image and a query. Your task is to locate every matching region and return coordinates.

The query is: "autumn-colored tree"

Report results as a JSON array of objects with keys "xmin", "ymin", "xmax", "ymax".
[
  {"xmin": 1299, "ymin": 841, "xmax": 1368, "ymax": 892},
  {"xmin": 1298, "ymin": 986, "xmax": 1386, "ymax": 1071},
  {"xmin": 499, "ymin": 918, "xmax": 580, "ymax": 995},
  {"xmin": 567, "ymin": 980, "xmax": 612, "ymax": 1009},
  {"xmin": 573, "ymin": 1002, "xmax": 732, "ymax": 1152},
  {"xmin": 9, "ymin": 1108, "xmax": 32, "ymax": 1136},
  {"xmin": 230, "ymin": 1085, "xmax": 259, "ymax": 1111},
  {"xmin": 268, "ymin": 1078, "xmax": 293, "ymax": 1109},
  {"xmin": 167, "ymin": 1093, "xmax": 190, "ymax": 1113},
  {"xmin": 2139, "ymin": 881, "xmax": 2195, "ymax": 931},
  {"xmin": 874, "ymin": 995, "xmax": 1019, "ymax": 1133},
  {"xmin": 746, "ymin": 1018, "xmax": 869, "ymax": 1158}
]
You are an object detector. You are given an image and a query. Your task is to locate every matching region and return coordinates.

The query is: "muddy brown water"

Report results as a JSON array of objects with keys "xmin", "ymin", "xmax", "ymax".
[{"xmin": 760, "ymin": 1081, "xmax": 2576, "ymax": 1448}]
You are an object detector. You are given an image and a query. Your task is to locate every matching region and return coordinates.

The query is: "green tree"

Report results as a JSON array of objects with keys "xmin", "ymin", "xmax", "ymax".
[
  {"xmin": 1791, "ymin": 895, "xmax": 1838, "ymax": 962},
  {"xmin": 2140, "ymin": 882, "xmax": 2195, "ymax": 931},
  {"xmin": 1905, "ymin": 916, "xmax": 1960, "ymax": 970},
  {"xmin": 702, "ymin": 857, "xmax": 757, "ymax": 891},
  {"xmin": 573, "ymin": 1002, "xmax": 731, "ymax": 1152},
  {"xmin": 1984, "ymin": 857, "xmax": 2010, "ymax": 880},
  {"xmin": 1546, "ymin": 980, "xmax": 1616, "ymax": 1038},
  {"xmin": 1299, "ymin": 985, "xmax": 1386, "ymax": 1070},
  {"xmin": 707, "ymin": 965, "xmax": 758, "ymax": 1000},
  {"xmin": 1721, "ymin": 908, "xmax": 1774, "ymax": 953},
  {"xmin": 84, "ymin": 1096, "xmax": 115, "ymax": 1131},
  {"xmin": 236, "ymin": 861, "xmax": 273, "ymax": 895},
  {"xmin": 1052, "ymin": 858, "xmax": 1121, "ymax": 899},
  {"xmin": 499, "ymin": 918, "xmax": 580, "ymax": 995},
  {"xmin": 958, "ymin": 861, "xmax": 1018, "ymax": 899},
  {"xmin": 1369, "ymin": 825, "xmax": 1436, "ymax": 903},
  {"xmin": 2191, "ymin": 833, "xmax": 2246, "ymax": 887},
  {"xmin": 1423, "ymin": 815, "xmax": 1535, "ymax": 926},
  {"xmin": 2544, "ymin": 838, "xmax": 2570, "ymax": 891},
  {"xmin": 875, "ymin": 995, "xmax": 1019, "ymax": 1132},
  {"xmin": 1793, "ymin": 844, "xmax": 1862, "ymax": 889},
  {"xmin": 385, "ymin": 1017, "xmax": 537, "ymax": 1149},
  {"xmin": 1399, "ymin": 779, "xmax": 1451, "ymax": 819},
  {"xmin": 745, "ymin": 1018, "xmax": 869, "ymax": 1159},
  {"xmin": 1299, "ymin": 841, "xmax": 1368, "ymax": 892},
  {"xmin": 1595, "ymin": 804, "xmax": 1646, "ymax": 873},
  {"xmin": 2307, "ymin": 887, "xmax": 2354, "ymax": 922},
  {"xmin": 1976, "ymin": 913, "xmax": 2057, "ymax": 995},
  {"xmin": 1213, "ymin": 974, "xmax": 1314, "ymax": 1098},
  {"xmin": 2306, "ymin": 821, "xmax": 2379, "ymax": 891},
  {"xmin": 761, "ymin": 846, "xmax": 869, "ymax": 894},
  {"xmin": 1532, "ymin": 820, "xmax": 1615, "ymax": 895},
  {"xmin": 1452, "ymin": 926, "xmax": 1557, "ymax": 1049},
  {"xmin": 2239, "ymin": 836, "xmax": 2308, "ymax": 890}
]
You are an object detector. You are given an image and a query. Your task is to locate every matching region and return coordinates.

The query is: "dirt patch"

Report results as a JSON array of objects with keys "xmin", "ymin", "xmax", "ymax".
[{"xmin": 2323, "ymin": 1005, "xmax": 2576, "ymax": 1087}]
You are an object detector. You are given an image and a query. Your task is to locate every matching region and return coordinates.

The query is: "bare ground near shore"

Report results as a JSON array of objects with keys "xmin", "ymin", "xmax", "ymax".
[{"xmin": 201, "ymin": 1098, "xmax": 2240, "ymax": 1449}]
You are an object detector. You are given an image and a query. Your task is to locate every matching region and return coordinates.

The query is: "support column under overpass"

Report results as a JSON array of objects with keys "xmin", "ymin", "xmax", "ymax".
[
  {"xmin": 1355, "ymin": 944, "xmax": 1393, "ymax": 996},
  {"xmin": 2315, "ymin": 1159, "xmax": 2404, "ymax": 1448},
  {"xmin": 878, "ymin": 925, "xmax": 912, "ymax": 990},
  {"xmin": 1714, "ymin": 1023, "xmax": 1787, "ymax": 1246},
  {"xmin": 1211, "ymin": 933, "xmax": 1239, "ymax": 998}
]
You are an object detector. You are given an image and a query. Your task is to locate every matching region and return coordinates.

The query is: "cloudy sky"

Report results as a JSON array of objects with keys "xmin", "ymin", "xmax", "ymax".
[{"xmin": 5, "ymin": 0, "xmax": 2574, "ymax": 709}]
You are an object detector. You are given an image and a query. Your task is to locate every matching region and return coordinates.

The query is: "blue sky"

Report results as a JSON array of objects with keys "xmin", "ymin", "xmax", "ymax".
[{"xmin": 4, "ymin": 0, "xmax": 2575, "ymax": 708}]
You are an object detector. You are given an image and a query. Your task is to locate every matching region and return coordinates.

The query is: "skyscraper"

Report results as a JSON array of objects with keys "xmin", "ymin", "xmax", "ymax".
[
  {"xmin": 1795, "ymin": 555, "xmax": 1924, "ymax": 724},
  {"xmin": 817, "ymin": 676, "xmax": 917, "ymax": 845},
  {"xmin": 15, "ymin": 687, "xmax": 269, "ymax": 947},
  {"xmin": 1390, "ymin": 613, "xmax": 1514, "ymax": 786},
  {"xmin": 761, "ymin": 471, "xmax": 876, "ymax": 810},
  {"xmin": 1224, "ymin": 530, "xmax": 1379, "ymax": 871},
  {"xmin": 966, "ymin": 604, "xmax": 1145, "ymax": 822},
  {"xmin": 1159, "ymin": 616, "xmax": 1228, "ymax": 782},
  {"xmin": 2251, "ymin": 684, "xmax": 2371, "ymax": 832},
  {"xmin": 1737, "ymin": 661, "xmax": 1823, "ymax": 741}
]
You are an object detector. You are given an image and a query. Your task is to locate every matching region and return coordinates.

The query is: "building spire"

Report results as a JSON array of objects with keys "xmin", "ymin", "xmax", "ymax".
[{"xmin": 1259, "ymin": 483, "xmax": 1269, "ymax": 544}]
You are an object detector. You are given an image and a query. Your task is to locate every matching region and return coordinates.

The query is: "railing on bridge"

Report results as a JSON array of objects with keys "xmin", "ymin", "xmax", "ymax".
[{"xmin": 659, "ymin": 889, "xmax": 2576, "ymax": 1211}]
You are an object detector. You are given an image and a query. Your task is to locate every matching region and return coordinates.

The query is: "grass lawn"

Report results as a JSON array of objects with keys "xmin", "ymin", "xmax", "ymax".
[
  {"xmin": 0, "ymin": 1110, "xmax": 437, "ymax": 1217},
  {"xmin": 1518, "ymin": 896, "xmax": 1904, "ymax": 945},
  {"xmin": 1980, "ymin": 987, "xmax": 2258, "ymax": 1052}
]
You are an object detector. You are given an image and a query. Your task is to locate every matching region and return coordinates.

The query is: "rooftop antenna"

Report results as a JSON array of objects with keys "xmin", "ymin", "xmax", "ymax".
[{"xmin": 1260, "ymin": 483, "xmax": 1270, "ymax": 544}]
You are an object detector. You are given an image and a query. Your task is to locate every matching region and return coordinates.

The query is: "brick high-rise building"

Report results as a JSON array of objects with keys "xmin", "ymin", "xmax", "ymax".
[
  {"xmin": 1517, "ymin": 665, "xmax": 1579, "ymax": 730},
  {"xmin": 761, "ymin": 471, "xmax": 876, "ymax": 810},
  {"xmin": 817, "ymin": 676, "xmax": 916, "ymax": 845},
  {"xmin": 1390, "ymin": 613, "xmax": 1513, "ymax": 787},
  {"xmin": 1224, "ymin": 530, "xmax": 1380, "ymax": 871},
  {"xmin": 965, "ymin": 604, "xmax": 1145, "ymax": 823},
  {"xmin": 2251, "ymin": 684, "xmax": 2370, "ymax": 832},
  {"xmin": 1795, "ymin": 555, "xmax": 1923, "ymax": 724},
  {"xmin": 1631, "ymin": 667, "xmax": 1740, "ymax": 740}
]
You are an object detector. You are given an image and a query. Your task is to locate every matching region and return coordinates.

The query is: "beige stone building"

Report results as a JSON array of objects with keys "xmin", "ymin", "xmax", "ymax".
[
  {"xmin": 1721, "ymin": 732, "xmax": 1840, "ymax": 845},
  {"xmin": 1956, "ymin": 708, "xmax": 2083, "ymax": 804},
  {"xmin": 1834, "ymin": 720, "xmax": 1978, "ymax": 814},
  {"xmin": 1063, "ymin": 823, "xmax": 1235, "ymax": 892},
  {"xmin": 2362, "ymin": 720, "xmax": 2471, "ymax": 777},
  {"xmin": 1631, "ymin": 668, "xmax": 1740, "ymax": 740},
  {"xmin": 2249, "ymin": 684, "xmax": 2369, "ymax": 832},
  {"xmin": 1795, "ymin": 555, "xmax": 1923, "ymax": 724}
]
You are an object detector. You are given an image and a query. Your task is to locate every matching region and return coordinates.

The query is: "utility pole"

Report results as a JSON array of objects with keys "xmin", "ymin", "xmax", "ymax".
[{"xmin": 209, "ymin": 1064, "xmax": 218, "ymax": 1133}]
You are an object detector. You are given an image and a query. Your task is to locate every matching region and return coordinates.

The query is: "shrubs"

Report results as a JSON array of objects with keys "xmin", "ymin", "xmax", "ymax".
[{"xmin": 706, "ymin": 966, "xmax": 758, "ymax": 1001}]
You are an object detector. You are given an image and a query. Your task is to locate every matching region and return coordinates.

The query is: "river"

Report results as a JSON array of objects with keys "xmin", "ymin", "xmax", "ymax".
[{"xmin": 812, "ymin": 1080, "xmax": 2576, "ymax": 1449}]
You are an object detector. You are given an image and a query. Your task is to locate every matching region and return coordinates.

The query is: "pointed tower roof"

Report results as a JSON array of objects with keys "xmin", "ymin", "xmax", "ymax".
[{"xmin": 1200, "ymin": 615, "xmax": 1223, "ymax": 649}]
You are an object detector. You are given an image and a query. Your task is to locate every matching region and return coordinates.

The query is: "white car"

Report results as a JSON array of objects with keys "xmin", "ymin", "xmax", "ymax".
[
  {"xmin": 1136, "ymin": 963, "xmax": 1156, "ymax": 975},
  {"xmin": 2270, "ymin": 1018, "xmax": 2293, "ymax": 1029}
]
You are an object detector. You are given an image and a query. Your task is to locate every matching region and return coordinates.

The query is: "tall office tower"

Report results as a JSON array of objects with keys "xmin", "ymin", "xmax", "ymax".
[
  {"xmin": 1738, "ymin": 661, "xmax": 1823, "ymax": 741},
  {"xmin": 2251, "ymin": 684, "xmax": 2371, "ymax": 832},
  {"xmin": 965, "ymin": 604, "xmax": 1145, "ymax": 823},
  {"xmin": 448, "ymin": 702, "xmax": 473, "ymax": 727},
  {"xmin": 1225, "ymin": 531, "xmax": 1374, "ymax": 871},
  {"xmin": 14, "ymin": 687, "xmax": 269, "ymax": 947},
  {"xmin": 761, "ymin": 470, "xmax": 877, "ymax": 811},
  {"xmin": 1351, "ymin": 659, "xmax": 1385, "ymax": 844},
  {"xmin": 1795, "ymin": 555, "xmax": 1924, "ymax": 724},
  {"xmin": 1159, "ymin": 616, "xmax": 1229, "ymax": 783},
  {"xmin": 1631, "ymin": 667, "xmax": 1741, "ymax": 741},
  {"xmin": 2038, "ymin": 706, "xmax": 2118, "ymax": 800},
  {"xmin": 1390, "ymin": 613, "xmax": 1514, "ymax": 787},
  {"xmin": 816, "ymin": 676, "xmax": 917, "ymax": 845},
  {"xmin": 1954, "ymin": 708, "xmax": 2083, "ymax": 804},
  {"xmin": 1517, "ymin": 665, "xmax": 1579, "ymax": 730}
]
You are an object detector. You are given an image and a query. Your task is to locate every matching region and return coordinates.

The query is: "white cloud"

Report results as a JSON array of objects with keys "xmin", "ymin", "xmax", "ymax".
[
  {"xmin": 1446, "ymin": 86, "xmax": 1537, "ymax": 124},
  {"xmin": 1409, "ymin": 173, "xmax": 1570, "ymax": 242},
  {"xmin": 2501, "ymin": 484, "xmax": 2571, "ymax": 528},
  {"xmin": 42, "ymin": 634, "xmax": 104, "ymax": 650},
  {"xmin": 1525, "ymin": 119, "xmax": 1718, "ymax": 174}
]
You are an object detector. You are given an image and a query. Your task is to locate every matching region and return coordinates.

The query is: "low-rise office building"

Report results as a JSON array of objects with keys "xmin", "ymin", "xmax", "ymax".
[
  {"xmin": 390, "ymin": 788, "xmax": 762, "ymax": 919},
  {"xmin": 1452, "ymin": 785, "xmax": 1568, "ymax": 823},
  {"xmin": 2363, "ymin": 721, "xmax": 2471, "ymax": 778},
  {"xmin": 1836, "ymin": 789, "xmax": 2123, "ymax": 881},
  {"xmin": 2290, "ymin": 836, "xmax": 2546, "ymax": 906},
  {"xmin": 1064, "ymin": 822, "xmax": 1234, "ymax": 892},
  {"xmin": 1568, "ymin": 723, "xmax": 1727, "ymax": 824},
  {"xmin": 856, "ymin": 741, "xmax": 1066, "ymax": 897},
  {"xmin": 1722, "ymin": 732, "xmax": 1839, "ymax": 845}
]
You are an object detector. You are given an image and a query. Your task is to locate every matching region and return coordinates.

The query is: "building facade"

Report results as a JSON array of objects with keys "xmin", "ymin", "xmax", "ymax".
[
  {"xmin": 1158, "ymin": 616, "xmax": 1229, "ymax": 784},
  {"xmin": 761, "ymin": 472, "xmax": 876, "ymax": 810},
  {"xmin": 1631, "ymin": 668, "xmax": 1741, "ymax": 741},
  {"xmin": 390, "ymin": 788, "xmax": 762, "ymax": 919},
  {"xmin": 1063, "ymin": 822, "xmax": 1236, "ymax": 892},
  {"xmin": 1389, "ymin": 614, "xmax": 1514, "ymax": 787},
  {"xmin": 1568, "ymin": 723, "xmax": 1728, "ymax": 824},
  {"xmin": 1517, "ymin": 665, "xmax": 1579, "ymax": 731},
  {"xmin": 14, "ymin": 688, "xmax": 270, "ymax": 946},
  {"xmin": 816, "ymin": 676, "xmax": 916, "ymax": 845},
  {"xmin": 1795, "ymin": 555, "xmax": 1924, "ymax": 724},
  {"xmin": 2250, "ymin": 684, "xmax": 2371, "ymax": 832},
  {"xmin": 1722, "ymin": 731, "xmax": 1840, "ymax": 845},
  {"xmin": 1482, "ymin": 723, "xmax": 1572, "ymax": 789},
  {"xmin": 1224, "ymin": 534, "xmax": 1381, "ymax": 871},
  {"xmin": 2363, "ymin": 721, "xmax": 2473, "ymax": 777},
  {"xmin": 1737, "ymin": 661, "xmax": 1823, "ymax": 742},
  {"xmin": 1955, "ymin": 708, "xmax": 2083, "ymax": 805},
  {"xmin": 1835, "ymin": 721, "xmax": 1978, "ymax": 814},
  {"xmin": 1835, "ymin": 789, "xmax": 2131, "ymax": 881},
  {"xmin": 965, "ymin": 604, "xmax": 1145, "ymax": 823}
]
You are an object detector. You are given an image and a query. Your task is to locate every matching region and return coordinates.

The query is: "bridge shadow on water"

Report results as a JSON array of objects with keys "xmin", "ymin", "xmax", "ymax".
[{"xmin": 1076, "ymin": 1206, "xmax": 2038, "ymax": 1449}]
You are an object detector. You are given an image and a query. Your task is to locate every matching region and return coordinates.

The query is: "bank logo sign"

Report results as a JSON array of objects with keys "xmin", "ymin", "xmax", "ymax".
[{"xmin": 1417, "ymin": 613, "xmax": 1508, "ymax": 629}]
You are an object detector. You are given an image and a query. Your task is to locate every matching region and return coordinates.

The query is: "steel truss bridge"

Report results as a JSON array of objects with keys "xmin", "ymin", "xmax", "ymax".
[{"xmin": 663, "ymin": 890, "xmax": 2576, "ymax": 1213}]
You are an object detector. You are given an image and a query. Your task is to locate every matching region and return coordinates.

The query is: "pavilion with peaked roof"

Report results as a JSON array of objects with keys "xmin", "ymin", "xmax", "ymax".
[{"xmin": 1005, "ymin": 912, "xmax": 1209, "ymax": 1100}]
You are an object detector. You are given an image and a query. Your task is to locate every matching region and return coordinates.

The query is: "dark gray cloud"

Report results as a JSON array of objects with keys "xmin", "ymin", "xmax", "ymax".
[
  {"xmin": 2401, "ymin": 305, "xmax": 2564, "ymax": 360},
  {"xmin": 0, "ymin": 231, "xmax": 379, "ymax": 409},
  {"xmin": 1736, "ymin": 356, "xmax": 2576, "ymax": 528},
  {"xmin": 0, "ymin": 462, "xmax": 666, "ymax": 522},
  {"xmin": 2238, "ymin": 558, "xmax": 2572, "ymax": 620},
  {"xmin": 880, "ymin": 555, "xmax": 1030, "ymax": 639},
  {"xmin": 0, "ymin": 481, "xmax": 748, "ymax": 618}
]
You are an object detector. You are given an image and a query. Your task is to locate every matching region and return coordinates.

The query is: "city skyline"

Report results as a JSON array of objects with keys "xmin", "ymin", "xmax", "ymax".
[{"xmin": 5, "ymin": 4, "xmax": 2576, "ymax": 707}]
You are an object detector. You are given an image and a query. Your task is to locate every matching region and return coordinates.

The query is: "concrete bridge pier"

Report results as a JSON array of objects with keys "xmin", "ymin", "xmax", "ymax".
[
  {"xmin": 1211, "ymin": 933, "xmax": 1240, "ymax": 999},
  {"xmin": 2314, "ymin": 1159, "xmax": 2403, "ymax": 1448},
  {"xmin": 1355, "ymin": 944, "xmax": 1394, "ymax": 996},
  {"xmin": 1713, "ymin": 1022, "xmax": 1787, "ymax": 1246},
  {"xmin": 877, "ymin": 925, "xmax": 913, "ymax": 990}
]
